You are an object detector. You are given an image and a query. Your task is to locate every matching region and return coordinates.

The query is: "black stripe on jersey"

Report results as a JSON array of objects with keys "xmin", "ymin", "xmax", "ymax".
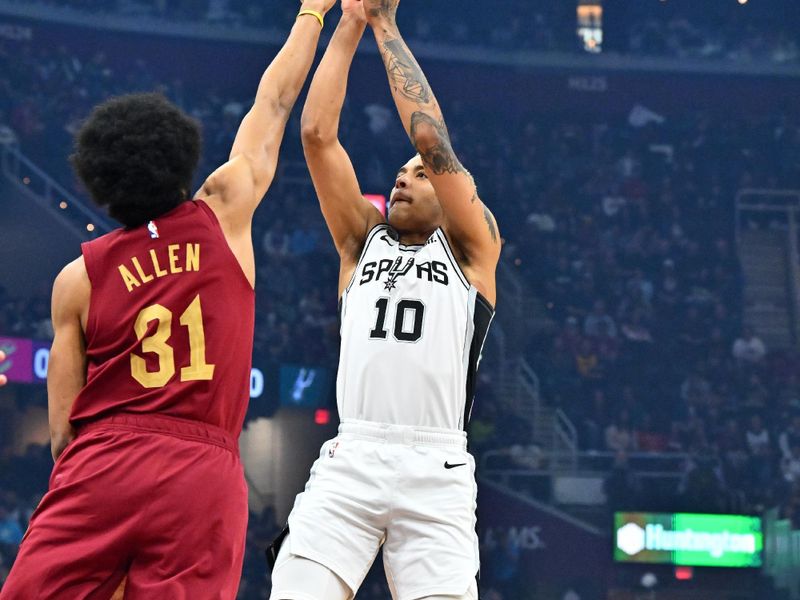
[
  {"xmin": 344, "ymin": 223, "xmax": 389, "ymax": 294},
  {"xmin": 379, "ymin": 228, "xmax": 425, "ymax": 252},
  {"xmin": 435, "ymin": 229, "xmax": 470, "ymax": 290},
  {"xmin": 463, "ymin": 291, "xmax": 495, "ymax": 431}
]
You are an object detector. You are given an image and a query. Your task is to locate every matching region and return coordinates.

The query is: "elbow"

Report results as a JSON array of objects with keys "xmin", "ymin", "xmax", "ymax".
[
  {"xmin": 50, "ymin": 436, "xmax": 67, "ymax": 462},
  {"xmin": 300, "ymin": 112, "xmax": 333, "ymax": 149},
  {"xmin": 50, "ymin": 426, "xmax": 76, "ymax": 462},
  {"xmin": 300, "ymin": 121, "xmax": 323, "ymax": 147},
  {"xmin": 411, "ymin": 129, "xmax": 446, "ymax": 157}
]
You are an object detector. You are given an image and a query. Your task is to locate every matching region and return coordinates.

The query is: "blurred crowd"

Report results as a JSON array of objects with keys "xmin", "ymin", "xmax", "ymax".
[
  {"xmin": 508, "ymin": 111, "xmax": 800, "ymax": 517},
  {"xmin": 3, "ymin": 6, "xmax": 800, "ymax": 597},
  {"xmin": 7, "ymin": 0, "xmax": 800, "ymax": 63}
]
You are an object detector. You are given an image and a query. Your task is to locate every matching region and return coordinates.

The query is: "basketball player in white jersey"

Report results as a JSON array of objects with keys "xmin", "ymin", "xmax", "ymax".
[{"xmin": 269, "ymin": 0, "xmax": 500, "ymax": 599}]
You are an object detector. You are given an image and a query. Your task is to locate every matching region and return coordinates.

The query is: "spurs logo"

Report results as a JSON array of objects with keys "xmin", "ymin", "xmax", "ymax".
[{"xmin": 384, "ymin": 257, "xmax": 415, "ymax": 291}]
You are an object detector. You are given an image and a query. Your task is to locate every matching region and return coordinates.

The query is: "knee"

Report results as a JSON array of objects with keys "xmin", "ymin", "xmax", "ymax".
[
  {"xmin": 415, "ymin": 579, "xmax": 479, "ymax": 600},
  {"xmin": 269, "ymin": 538, "xmax": 351, "ymax": 600}
]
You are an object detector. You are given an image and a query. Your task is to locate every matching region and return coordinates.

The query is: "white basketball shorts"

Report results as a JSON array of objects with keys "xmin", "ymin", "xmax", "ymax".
[{"xmin": 283, "ymin": 419, "xmax": 480, "ymax": 600}]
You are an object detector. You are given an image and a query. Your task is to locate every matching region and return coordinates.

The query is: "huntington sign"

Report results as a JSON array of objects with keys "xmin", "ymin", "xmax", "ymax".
[{"xmin": 614, "ymin": 512, "xmax": 763, "ymax": 568}]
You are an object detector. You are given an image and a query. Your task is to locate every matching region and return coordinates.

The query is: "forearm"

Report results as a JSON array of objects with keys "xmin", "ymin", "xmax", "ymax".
[
  {"xmin": 50, "ymin": 429, "xmax": 75, "ymax": 462},
  {"xmin": 371, "ymin": 21, "xmax": 464, "ymax": 175},
  {"xmin": 302, "ymin": 15, "xmax": 366, "ymax": 144},
  {"xmin": 47, "ymin": 392, "xmax": 77, "ymax": 461},
  {"xmin": 252, "ymin": 1, "xmax": 327, "ymax": 121}
]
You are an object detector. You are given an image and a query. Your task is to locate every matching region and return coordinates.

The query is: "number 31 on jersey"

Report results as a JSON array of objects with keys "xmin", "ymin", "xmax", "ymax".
[{"xmin": 130, "ymin": 294, "xmax": 215, "ymax": 388}]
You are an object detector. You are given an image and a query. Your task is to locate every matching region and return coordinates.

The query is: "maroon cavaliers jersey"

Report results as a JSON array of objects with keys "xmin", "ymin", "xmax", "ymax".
[{"xmin": 70, "ymin": 200, "xmax": 255, "ymax": 437}]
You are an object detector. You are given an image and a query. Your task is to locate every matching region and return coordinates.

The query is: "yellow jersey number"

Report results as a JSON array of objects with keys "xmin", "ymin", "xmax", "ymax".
[{"xmin": 130, "ymin": 295, "xmax": 215, "ymax": 388}]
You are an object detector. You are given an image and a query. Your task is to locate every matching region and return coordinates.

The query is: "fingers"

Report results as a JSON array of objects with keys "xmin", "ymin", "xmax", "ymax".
[{"xmin": 0, "ymin": 351, "xmax": 6, "ymax": 386}]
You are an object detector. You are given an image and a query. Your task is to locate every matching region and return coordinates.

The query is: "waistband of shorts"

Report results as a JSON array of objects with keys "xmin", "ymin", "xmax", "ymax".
[
  {"xmin": 338, "ymin": 419, "xmax": 467, "ymax": 449},
  {"xmin": 76, "ymin": 413, "xmax": 238, "ymax": 454}
]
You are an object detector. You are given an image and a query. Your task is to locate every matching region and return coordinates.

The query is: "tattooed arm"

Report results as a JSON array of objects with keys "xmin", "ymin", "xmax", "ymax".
[
  {"xmin": 302, "ymin": 0, "xmax": 383, "ymax": 296},
  {"xmin": 364, "ymin": 0, "xmax": 500, "ymax": 302}
]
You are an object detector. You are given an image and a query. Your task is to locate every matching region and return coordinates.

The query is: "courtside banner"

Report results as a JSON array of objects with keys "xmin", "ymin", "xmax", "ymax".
[
  {"xmin": 1, "ymin": 337, "xmax": 276, "ymax": 401},
  {"xmin": 614, "ymin": 512, "xmax": 763, "ymax": 568}
]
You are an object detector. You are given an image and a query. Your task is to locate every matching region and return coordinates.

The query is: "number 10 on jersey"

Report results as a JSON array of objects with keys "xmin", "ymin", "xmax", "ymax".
[{"xmin": 369, "ymin": 298, "xmax": 426, "ymax": 343}]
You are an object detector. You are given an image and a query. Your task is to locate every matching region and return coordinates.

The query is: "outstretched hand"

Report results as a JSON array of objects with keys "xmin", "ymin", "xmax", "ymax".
[
  {"xmin": 363, "ymin": 0, "xmax": 399, "ymax": 25},
  {"xmin": 341, "ymin": 0, "xmax": 367, "ymax": 22},
  {"xmin": 0, "ymin": 350, "xmax": 7, "ymax": 386}
]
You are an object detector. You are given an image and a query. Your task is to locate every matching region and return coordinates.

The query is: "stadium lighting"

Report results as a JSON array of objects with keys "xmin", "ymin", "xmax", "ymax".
[
  {"xmin": 59, "ymin": 201, "xmax": 67, "ymax": 209},
  {"xmin": 86, "ymin": 223, "xmax": 95, "ymax": 232}
]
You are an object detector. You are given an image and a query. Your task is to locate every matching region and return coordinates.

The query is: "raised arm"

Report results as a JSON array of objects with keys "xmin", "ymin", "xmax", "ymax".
[
  {"xmin": 301, "ymin": 0, "xmax": 383, "ymax": 292},
  {"xmin": 199, "ymin": 0, "xmax": 335, "ymax": 233},
  {"xmin": 364, "ymin": 1, "xmax": 500, "ymax": 275}
]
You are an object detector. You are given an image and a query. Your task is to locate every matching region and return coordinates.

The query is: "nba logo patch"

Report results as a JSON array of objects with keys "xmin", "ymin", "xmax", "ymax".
[
  {"xmin": 147, "ymin": 221, "xmax": 159, "ymax": 239},
  {"xmin": 328, "ymin": 441, "xmax": 340, "ymax": 458}
]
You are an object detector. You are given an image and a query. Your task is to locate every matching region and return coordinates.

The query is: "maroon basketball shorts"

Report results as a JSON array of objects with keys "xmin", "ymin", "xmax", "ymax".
[{"xmin": 0, "ymin": 413, "xmax": 248, "ymax": 600}]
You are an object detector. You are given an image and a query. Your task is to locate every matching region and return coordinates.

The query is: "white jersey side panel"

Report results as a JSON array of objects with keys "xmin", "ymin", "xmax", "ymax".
[{"xmin": 337, "ymin": 225, "xmax": 493, "ymax": 430}]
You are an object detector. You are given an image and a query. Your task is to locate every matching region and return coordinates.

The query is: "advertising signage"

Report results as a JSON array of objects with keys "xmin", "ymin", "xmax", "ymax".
[
  {"xmin": 0, "ymin": 336, "xmax": 331, "ymax": 408},
  {"xmin": 614, "ymin": 512, "xmax": 763, "ymax": 568},
  {"xmin": 279, "ymin": 365, "xmax": 332, "ymax": 409},
  {"xmin": 0, "ymin": 337, "xmax": 34, "ymax": 384}
]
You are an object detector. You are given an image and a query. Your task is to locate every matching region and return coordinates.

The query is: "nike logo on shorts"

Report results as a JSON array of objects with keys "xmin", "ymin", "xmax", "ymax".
[{"xmin": 444, "ymin": 461, "xmax": 467, "ymax": 469}]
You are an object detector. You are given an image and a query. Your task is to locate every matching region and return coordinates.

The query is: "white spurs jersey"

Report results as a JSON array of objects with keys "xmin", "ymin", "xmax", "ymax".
[{"xmin": 337, "ymin": 224, "xmax": 494, "ymax": 431}]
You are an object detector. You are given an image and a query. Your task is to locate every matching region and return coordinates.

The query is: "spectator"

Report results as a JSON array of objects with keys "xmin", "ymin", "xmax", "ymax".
[
  {"xmin": 716, "ymin": 417, "xmax": 749, "ymax": 488},
  {"xmin": 779, "ymin": 415, "xmax": 800, "ymax": 460},
  {"xmin": 745, "ymin": 414, "xmax": 774, "ymax": 494},
  {"xmin": 636, "ymin": 413, "xmax": 669, "ymax": 453},
  {"xmin": 574, "ymin": 339, "xmax": 602, "ymax": 381},
  {"xmin": 558, "ymin": 316, "xmax": 582, "ymax": 354},
  {"xmin": 781, "ymin": 444, "xmax": 800, "ymax": 484},
  {"xmin": 584, "ymin": 299, "xmax": 618, "ymax": 338},
  {"xmin": 620, "ymin": 309, "xmax": 654, "ymax": 344},
  {"xmin": 732, "ymin": 326, "xmax": 767, "ymax": 365},
  {"xmin": 605, "ymin": 410, "xmax": 637, "ymax": 453},
  {"xmin": 680, "ymin": 447, "xmax": 728, "ymax": 513}
]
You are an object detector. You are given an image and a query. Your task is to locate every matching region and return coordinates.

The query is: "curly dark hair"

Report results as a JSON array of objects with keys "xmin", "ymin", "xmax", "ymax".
[{"xmin": 71, "ymin": 93, "xmax": 202, "ymax": 228}]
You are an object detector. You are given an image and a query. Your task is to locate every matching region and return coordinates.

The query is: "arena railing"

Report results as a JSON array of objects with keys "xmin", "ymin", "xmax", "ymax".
[
  {"xmin": 735, "ymin": 188, "xmax": 800, "ymax": 348},
  {"xmin": 479, "ymin": 449, "xmax": 690, "ymax": 509},
  {"xmin": 0, "ymin": 138, "xmax": 114, "ymax": 237},
  {"xmin": 480, "ymin": 449, "xmax": 690, "ymax": 475}
]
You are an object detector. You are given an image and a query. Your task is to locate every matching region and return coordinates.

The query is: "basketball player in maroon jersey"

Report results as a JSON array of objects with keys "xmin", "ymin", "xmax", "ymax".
[{"xmin": 0, "ymin": 1, "xmax": 335, "ymax": 597}]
